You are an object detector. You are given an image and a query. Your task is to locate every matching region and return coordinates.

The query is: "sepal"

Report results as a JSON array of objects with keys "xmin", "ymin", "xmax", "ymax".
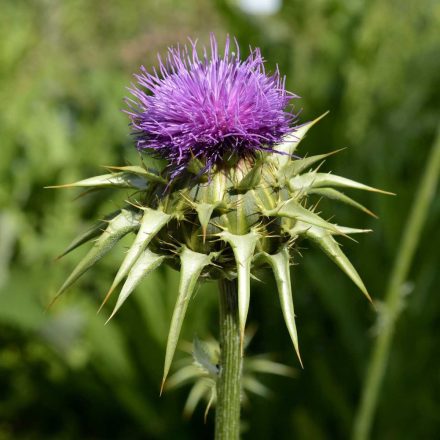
[
  {"xmin": 162, "ymin": 247, "xmax": 213, "ymax": 389},
  {"xmin": 279, "ymin": 148, "xmax": 343, "ymax": 182},
  {"xmin": 234, "ymin": 161, "xmax": 263, "ymax": 191},
  {"xmin": 262, "ymin": 247, "xmax": 302, "ymax": 367},
  {"xmin": 290, "ymin": 223, "xmax": 371, "ymax": 301},
  {"xmin": 195, "ymin": 202, "xmax": 218, "ymax": 241},
  {"xmin": 50, "ymin": 209, "xmax": 141, "ymax": 306},
  {"xmin": 106, "ymin": 249, "xmax": 166, "ymax": 321},
  {"xmin": 104, "ymin": 165, "xmax": 166, "ymax": 184},
  {"xmin": 46, "ymin": 171, "xmax": 149, "ymax": 190},
  {"xmin": 56, "ymin": 210, "xmax": 120, "ymax": 260},
  {"xmin": 270, "ymin": 112, "xmax": 329, "ymax": 166},
  {"xmin": 263, "ymin": 198, "xmax": 342, "ymax": 235},
  {"xmin": 307, "ymin": 187, "xmax": 378, "ymax": 218},
  {"xmin": 290, "ymin": 172, "xmax": 394, "ymax": 194},
  {"xmin": 218, "ymin": 230, "xmax": 260, "ymax": 352},
  {"xmin": 101, "ymin": 207, "xmax": 171, "ymax": 308}
]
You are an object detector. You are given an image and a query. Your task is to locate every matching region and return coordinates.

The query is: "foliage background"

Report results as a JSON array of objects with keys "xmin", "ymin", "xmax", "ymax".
[{"xmin": 1, "ymin": 0, "xmax": 439, "ymax": 438}]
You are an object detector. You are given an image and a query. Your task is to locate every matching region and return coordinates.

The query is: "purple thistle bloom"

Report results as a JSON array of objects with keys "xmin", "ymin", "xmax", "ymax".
[{"xmin": 126, "ymin": 35, "xmax": 298, "ymax": 175}]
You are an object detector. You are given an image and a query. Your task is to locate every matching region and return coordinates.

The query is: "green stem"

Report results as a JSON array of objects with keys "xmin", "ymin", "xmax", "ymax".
[
  {"xmin": 353, "ymin": 130, "xmax": 440, "ymax": 440},
  {"xmin": 215, "ymin": 278, "xmax": 242, "ymax": 440}
]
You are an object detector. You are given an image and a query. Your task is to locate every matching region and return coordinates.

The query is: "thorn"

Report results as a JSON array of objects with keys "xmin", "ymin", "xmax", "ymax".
[
  {"xmin": 44, "ymin": 183, "xmax": 75, "ymax": 189},
  {"xmin": 45, "ymin": 294, "xmax": 60, "ymax": 312},
  {"xmin": 98, "ymin": 281, "xmax": 119, "ymax": 314},
  {"xmin": 364, "ymin": 290, "xmax": 373, "ymax": 304},
  {"xmin": 297, "ymin": 351, "xmax": 304, "ymax": 369},
  {"xmin": 104, "ymin": 313, "xmax": 114, "ymax": 326},
  {"xmin": 73, "ymin": 188, "xmax": 100, "ymax": 201}
]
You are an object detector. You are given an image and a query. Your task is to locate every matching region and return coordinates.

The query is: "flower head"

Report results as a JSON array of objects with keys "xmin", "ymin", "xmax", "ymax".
[
  {"xmin": 52, "ymin": 36, "xmax": 390, "ymax": 385},
  {"xmin": 127, "ymin": 35, "xmax": 298, "ymax": 175}
]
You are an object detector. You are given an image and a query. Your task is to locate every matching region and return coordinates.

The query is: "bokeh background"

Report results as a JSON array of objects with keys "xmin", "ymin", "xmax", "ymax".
[{"xmin": 1, "ymin": 0, "xmax": 439, "ymax": 438}]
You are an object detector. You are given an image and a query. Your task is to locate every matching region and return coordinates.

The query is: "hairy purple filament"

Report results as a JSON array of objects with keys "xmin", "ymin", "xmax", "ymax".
[{"xmin": 126, "ymin": 35, "xmax": 298, "ymax": 176}]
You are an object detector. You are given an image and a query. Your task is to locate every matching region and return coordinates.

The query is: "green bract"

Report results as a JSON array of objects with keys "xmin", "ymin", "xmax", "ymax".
[{"xmin": 51, "ymin": 115, "xmax": 391, "ymax": 383}]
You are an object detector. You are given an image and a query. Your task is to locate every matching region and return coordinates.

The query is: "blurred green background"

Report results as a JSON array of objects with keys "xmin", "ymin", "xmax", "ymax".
[{"xmin": 1, "ymin": 0, "xmax": 439, "ymax": 438}]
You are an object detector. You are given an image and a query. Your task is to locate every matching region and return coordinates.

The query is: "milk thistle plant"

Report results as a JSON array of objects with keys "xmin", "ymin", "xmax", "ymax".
[{"xmin": 50, "ymin": 35, "xmax": 389, "ymax": 439}]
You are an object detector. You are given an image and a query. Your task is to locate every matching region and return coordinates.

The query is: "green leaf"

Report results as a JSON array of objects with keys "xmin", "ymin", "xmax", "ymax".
[
  {"xmin": 183, "ymin": 380, "xmax": 214, "ymax": 418},
  {"xmin": 46, "ymin": 171, "xmax": 148, "ymax": 190},
  {"xmin": 307, "ymin": 187, "xmax": 378, "ymax": 218},
  {"xmin": 165, "ymin": 365, "xmax": 203, "ymax": 391},
  {"xmin": 270, "ymin": 112, "xmax": 329, "ymax": 166},
  {"xmin": 246, "ymin": 357, "xmax": 296, "ymax": 377},
  {"xmin": 56, "ymin": 210, "xmax": 120, "ymax": 259},
  {"xmin": 106, "ymin": 249, "xmax": 166, "ymax": 321},
  {"xmin": 243, "ymin": 376, "xmax": 272, "ymax": 398},
  {"xmin": 262, "ymin": 248, "xmax": 302, "ymax": 367},
  {"xmin": 101, "ymin": 208, "xmax": 171, "ymax": 308},
  {"xmin": 49, "ymin": 209, "xmax": 141, "ymax": 307},
  {"xmin": 162, "ymin": 247, "xmax": 213, "ymax": 389},
  {"xmin": 290, "ymin": 172, "xmax": 394, "ymax": 194},
  {"xmin": 219, "ymin": 230, "xmax": 260, "ymax": 351},
  {"xmin": 193, "ymin": 336, "xmax": 218, "ymax": 376}
]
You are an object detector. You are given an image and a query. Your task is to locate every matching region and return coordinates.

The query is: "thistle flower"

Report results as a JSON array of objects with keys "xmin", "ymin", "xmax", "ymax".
[
  {"xmin": 126, "ymin": 35, "xmax": 297, "ymax": 176},
  {"xmin": 50, "ymin": 35, "xmax": 391, "ymax": 392}
]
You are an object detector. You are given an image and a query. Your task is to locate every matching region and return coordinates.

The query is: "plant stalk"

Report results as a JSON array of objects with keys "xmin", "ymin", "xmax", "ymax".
[
  {"xmin": 353, "ymin": 130, "xmax": 440, "ymax": 440},
  {"xmin": 215, "ymin": 278, "xmax": 242, "ymax": 440}
]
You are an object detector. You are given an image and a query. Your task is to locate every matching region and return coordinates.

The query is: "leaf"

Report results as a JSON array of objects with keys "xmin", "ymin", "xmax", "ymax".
[
  {"xmin": 290, "ymin": 172, "xmax": 394, "ymax": 194},
  {"xmin": 307, "ymin": 187, "xmax": 378, "ymax": 218},
  {"xmin": 270, "ymin": 112, "xmax": 329, "ymax": 166},
  {"xmin": 106, "ymin": 249, "xmax": 166, "ymax": 321},
  {"xmin": 101, "ymin": 208, "xmax": 171, "ymax": 309},
  {"xmin": 193, "ymin": 336, "xmax": 219, "ymax": 376},
  {"xmin": 219, "ymin": 230, "xmax": 260, "ymax": 352},
  {"xmin": 243, "ymin": 376, "xmax": 272, "ymax": 398},
  {"xmin": 246, "ymin": 357, "xmax": 296, "ymax": 377},
  {"xmin": 165, "ymin": 365, "xmax": 203, "ymax": 391},
  {"xmin": 46, "ymin": 171, "xmax": 148, "ymax": 190},
  {"xmin": 56, "ymin": 210, "xmax": 120, "ymax": 259},
  {"xmin": 204, "ymin": 388, "xmax": 216, "ymax": 422},
  {"xmin": 49, "ymin": 209, "xmax": 141, "ymax": 307},
  {"xmin": 162, "ymin": 247, "xmax": 213, "ymax": 390},
  {"xmin": 183, "ymin": 380, "xmax": 214, "ymax": 418},
  {"xmin": 262, "ymin": 248, "xmax": 302, "ymax": 367}
]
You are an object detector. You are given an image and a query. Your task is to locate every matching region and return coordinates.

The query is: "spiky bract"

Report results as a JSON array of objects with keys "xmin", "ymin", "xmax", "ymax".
[
  {"xmin": 51, "ymin": 115, "xmax": 391, "ymax": 382},
  {"xmin": 126, "ymin": 35, "xmax": 296, "ymax": 176}
]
